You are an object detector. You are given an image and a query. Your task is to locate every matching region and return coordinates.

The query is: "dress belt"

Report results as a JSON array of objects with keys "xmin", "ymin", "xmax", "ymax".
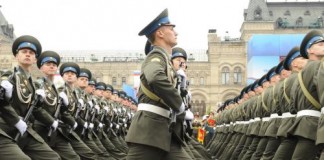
[
  {"xmin": 138, "ymin": 103, "xmax": 170, "ymax": 118},
  {"xmin": 282, "ymin": 112, "xmax": 296, "ymax": 118},
  {"xmin": 296, "ymin": 109, "xmax": 320, "ymax": 118}
]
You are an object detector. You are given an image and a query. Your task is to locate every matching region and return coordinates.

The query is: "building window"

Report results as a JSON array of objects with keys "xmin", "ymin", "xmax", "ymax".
[
  {"xmin": 304, "ymin": 10, "xmax": 310, "ymax": 16},
  {"xmin": 190, "ymin": 77, "xmax": 195, "ymax": 85},
  {"xmin": 284, "ymin": 10, "xmax": 290, "ymax": 16},
  {"xmin": 269, "ymin": 11, "xmax": 273, "ymax": 16},
  {"xmin": 221, "ymin": 67, "xmax": 230, "ymax": 85},
  {"xmin": 254, "ymin": 6, "xmax": 262, "ymax": 20},
  {"xmin": 200, "ymin": 77, "xmax": 204, "ymax": 86},
  {"xmin": 296, "ymin": 17, "xmax": 303, "ymax": 27},
  {"xmin": 122, "ymin": 77, "xmax": 126, "ymax": 84},
  {"xmin": 322, "ymin": 11, "xmax": 324, "ymax": 16},
  {"xmin": 233, "ymin": 67, "xmax": 242, "ymax": 85},
  {"xmin": 112, "ymin": 77, "xmax": 117, "ymax": 85}
]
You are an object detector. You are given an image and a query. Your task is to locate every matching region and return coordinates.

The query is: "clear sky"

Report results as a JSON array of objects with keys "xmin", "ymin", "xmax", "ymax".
[{"xmin": 0, "ymin": 0, "xmax": 250, "ymax": 51}]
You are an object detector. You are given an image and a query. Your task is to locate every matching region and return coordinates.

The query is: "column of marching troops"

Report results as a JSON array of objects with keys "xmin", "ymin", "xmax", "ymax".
[
  {"xmin": 0, "ymin": 35, "xmax": 135, "ymax": 160},
  {"xmin": 0, "ymin": 26, "xmax": 213, "ymax": 160},
  {"xmin": 206, "ymin": 29, "xmax": 324, "ymax": 160}
]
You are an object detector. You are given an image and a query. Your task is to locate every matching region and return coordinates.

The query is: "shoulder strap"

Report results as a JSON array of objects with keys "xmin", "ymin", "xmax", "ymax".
[
  {"xmin": 283, "ymin": 78, "xmax": 291, "ymax": 104},
  {"xmin": 261, "ymin": 92, "xmax": 269, "ymax": 112},
  {"xmin": 272, "ymin": 85, "xmax": 276, "ymax": 105},
  {"xmin": 297, "ymin": 71, "xmax": 320, "ymax": 109},
  {"xmin": 140, "ymin": 82, "xmax": 170, "ymax": 108}
]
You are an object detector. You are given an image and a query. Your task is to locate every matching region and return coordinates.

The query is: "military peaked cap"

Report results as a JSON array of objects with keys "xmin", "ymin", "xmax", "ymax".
[
  {"xmin": 138, "ymin": 8, "xmax": 175, "ymax": 37},
  {"xmin": 12, "ymin": 35, "xmax": 42, "ymax": 58},
  {"xmin": 37, "ymin": 51, "xmax": 60, "ymax": 69},
  {"xmin": 300, "ymin": 30, "xmax": 324, "ymax": 58},
  {"xmin": 283, "ymin": 46, "xmax": 301, "ymax": 70},
  {"xmin": 59, "ymin": 62, "xmax": 80, "ymax": 77}
]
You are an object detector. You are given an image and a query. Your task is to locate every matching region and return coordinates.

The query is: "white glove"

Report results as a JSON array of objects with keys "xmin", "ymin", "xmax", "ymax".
[
  {"xmin": 113, "ymin": 108, "xmax": 117, "ymax": 113},
  {"xmin": 89, "ymin": 123, "xmax": 94, "ymax": 129},
  {"xmin": 124, "ymin": 124, "xmax": 127, "ymax": 128},
  {"xmin": 94, "ymin": 105, "xmax": 100, "ymax": 114},
  {"xmin": 177, "ymin": 69, "xmax": 186, "ymax": 78},
  {"xmin": 59, "ymin": 92, "xmax": 69, "ymax": 106},
  {"xmin": 73, "ymin": 122, "xmax": 78, "ymax": 130},
  {"xmin": 84, "ymin": 122, "xmax": 88, "ymax": 129},
  {"xmin": 176, "ymin": 103, "xmax": 185, "ymax": 115},
  {"xmin": 98, "ymin": 123, "xmax": 103, "ymax": 128},
  {"xmin": 104, "ymin": 106, "xmax": 109, "ymax": 112},
  {"xmin": 14, "ymin": 119, "xmax": 27, "ymax": 135},
  {"xmin": 87, "ymin": 101, "xmax": 93, "ymax": 107},
  {"xmin": 116, "ymin": 124, "xmax": 120, "ymax": 129},
  {"xmin": 110, "ymin": 123, "xmax": 113, "ymax": 128},
  {"xmin": 123, "ymin": 118, "xmax": 126, "ymax": 123},
  {"xmin": 51, "ymin": 120, "xmax": 59, "ymax": 131},
  {"xmin": 185, "ymin": 109, "xmax": 194, "ymax": 120},
  {"xmin": 78, "ymin": 99, "xmax": 84, "ymax": 107},
  {"xmin": 1, "ymin": 80, "xmax": 13, "ymax": 99},
  {"xmin": 35, "ymin": 89, "xmax": 46, "ymax": 99}
]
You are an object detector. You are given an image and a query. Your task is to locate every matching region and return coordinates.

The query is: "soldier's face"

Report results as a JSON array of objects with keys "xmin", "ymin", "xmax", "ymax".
[
  {"xmin": 40, "ymin": 62, "xmax": 58, "ymax": 76},
  {"xmin": 308, "ymin": 42, "xmax": 324, "ymax": 59},
  {"xmin": 15, "ymin": 49, "xmax": 37, "ymax": 66},
  {"xmin": 77, "ymin": 77, "xmax": 89, "ymax": 88},
  {"xmin": 103, "ymin": 90, "xmax": 112, "ymax": 98},
  {"xmin": 158, "ymin": 25, "xmax": 178, "ymax": 47},
  {"xmin": 172, "ymin": 57, "xmax": 186, "ymax": 71},
  {"xmin": 94, "ymin": 89, "xmax": 103, "ymax": 97},
  {"xmin": 85, "ymin": 85, "xmax": 95, "ymax": 94},
  {"xmin": 63, "ymin": 71, "xmax": 77, "ymax": 84}
]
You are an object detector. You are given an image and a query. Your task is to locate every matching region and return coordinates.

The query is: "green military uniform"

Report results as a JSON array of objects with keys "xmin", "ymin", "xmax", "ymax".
[
  {"xmin": 286, "ymin": 60, "xmax": 321, "ymax": 160},
  {"xmin": 59, "ymin": 63, "xmax": 97, "ymax": 160},
  {"xmin": 261, "ymin": 62, "xmax": 285, "ymax": 160},
  {"xmin": 251, "ymin": 69, "xmax": 275, "ymax": 160},
  {"xmin": 273, "ymin": 47, "xmax": 300, "ymax": 160},
  {"xmin": 317, "ymin": 60, "xmax": 324, "ymax": 160},
  {"xmin": 32, "ymin": 50, "xmax": 80, "ymax": 160},
  {"xmin": 0, "ymin": 35, "xmax": 60, "ymax": 160}
]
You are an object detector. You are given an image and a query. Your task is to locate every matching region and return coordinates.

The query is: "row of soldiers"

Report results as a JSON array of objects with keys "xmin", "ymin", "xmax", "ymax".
[
  {"xmin": 206, "ymin": 29, "xmax": 324, "ymax": 160},
  {"xmin": 0, "ymin": 35, "xmax": 136, "ymax": 160}
]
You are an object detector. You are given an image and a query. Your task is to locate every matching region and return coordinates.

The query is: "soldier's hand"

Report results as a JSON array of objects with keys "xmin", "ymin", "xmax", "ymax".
[
  {"xmin": 89, "ymin": 123, "xmax": 94, "ymax": 129},
  {"xmin": 98, "ymin": 123, "xmax": 103, "ymax": 128},
  {"xmin": 51, "ymin": 120, "xmax": 59, "ymax": 131},
  {"xmin": 94, "ymin": 105, "xmax": 100, "ymax": 114},
  {"xmin": 14, "ymin": 119, "xmax": 27, "ymax": 135},
  {"xmin": 78, "ymin": 99, "xmax": 84, "ymax": 107},
  {"xmin": 87, "ymin": 101, "xmax": 93, "ymax": 107},
  {"xmin": 176, "ymin": 103, "xmax": 185, "ymax": 115},
  {"xmin": 84, "ymin": 122, "xmax": 88, "ymax": 129},
  {"xmin": 73, "ymin": 122, "xmax": 78, "ymax": 130},
  {"xmin": 59, "ymin": 92, "xmax": 69, "ymax": 106},
  {"xmin": 35, "ymin": 89, "xmax": 46, "ymax": 99},
  {"xmin": 177, "ymin": 69, "xmax": 186, "ymax": 78},
  {"xmin": 0, "ymin": 80, "xmax": 13, "ymax": 99}
]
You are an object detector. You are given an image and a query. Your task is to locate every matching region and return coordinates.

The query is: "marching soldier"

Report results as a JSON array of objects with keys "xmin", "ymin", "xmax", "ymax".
[
  {"xmin": 126, "ymin": 8, "xmax": 189, "ymax": 159},
  {"xmin": 59, "ymin": 62, "xmax": 97, "ymax": 160},
  {"xmin": 273, "ymin": 46, "xmax": 306, "ymax": 160},
  {"xmin": 0, "ymin": 35, "xmax": 60, "ymax": 159},
  {"xmin": 261, "ymin": 61, "xmax": 291, "ymax": 160},
  {"xmin": 33, "ymin": 50, "xmax": 80, "ymax": 160},
  {"xmin": 286, "ymin": 30, "xmax": 324, "ymax": 160}
]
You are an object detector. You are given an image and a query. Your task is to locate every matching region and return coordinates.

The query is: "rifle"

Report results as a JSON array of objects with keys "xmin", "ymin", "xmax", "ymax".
[
  {"xmin": 81, "ymin": 103, "xmax": 90, "ymax": 136},
  {"xmin": 169, "ymin": 73, "xmax": 182, "ymax": 132},
  {"xmin": 15, "ymin": 95, "xmax": 42, "ymax": 141},
  {"xmin": 97, "ymin": 109, "xmax": 106, "ymax": 131},
  {"xmin": 47, "ymin": 97, "xmax": 63, "ymax": 139}
]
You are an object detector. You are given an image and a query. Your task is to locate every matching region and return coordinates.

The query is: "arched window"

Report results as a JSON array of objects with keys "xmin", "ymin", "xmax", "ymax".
[
  {"xmin": 304, "ymin": 10, "xmax": 311, "ymax": 16},
  {"xmin": 296, "ymin": 17, "xmax": 303, "ymax": 27},
  {"xmin": 284, "ymin": 10, "xmax": 290, "ymax": 16},
  {"xmin": 112, "ymin": 77, "xmax": 117, "ymax": 85},
  {"xmin": 200, "ymin": 77, "xmax": 205, "ymax": 86},
  {"xmin": 233, "ymin": 67, "xmax": 242, "ymax": 85},
  {"xmin": 254, "ymin": 6, "xmax": 262, "ymax": 20},
  {"xmin": 122, "ymin": 77, "xmax": 126, "ymax": 84},
  {"xmin": 221, "ymin": 67, "xmax": 230, "ymax": 85},
  {"xmin": 277, "ymin": 17, "xmax": 283, "ymax": 27}
]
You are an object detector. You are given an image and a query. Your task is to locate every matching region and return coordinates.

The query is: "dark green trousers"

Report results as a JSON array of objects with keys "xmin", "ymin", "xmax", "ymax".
[
  {"xmin": 126, "ymin": 142, "xmax": 192, "ymax": 160},
  {"xmin": 0, "ymin": 132, "xmax": 31, "ymax": 160},
  {"xmin": 99, "ymin": 133, "xmax": 126, "ymax": 159},
  {"xmin": 189, "ymin": 138, "xmax": 212, "ymax": 160},
  {"xmin": 69, "ymin": 131, "xmax": 97, "ymax": 160},
  {"xmin": 291, "ymin": 136, "xmax": 319, "ymax": 160},
  {"xmin": 242, "ymin": 136, "xmax": 260, "ymax": 160},
  {"xmin": 238, "ymin": 135, "xmax": 253, "ymax": 159},
  {"xmin": 230, "ymin": 134, "xmax": 247, "ymax": 160},
  {"xmin": 250, "ymin": 137, "xmax": 268, "ymax": 160},
  {"xmin": 273, "ymin": 136, "xmax": 298, "ymax": 160},
  {"xmin": 261, "ymin": 137, "xmax": 281, "ymax": 160}
]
